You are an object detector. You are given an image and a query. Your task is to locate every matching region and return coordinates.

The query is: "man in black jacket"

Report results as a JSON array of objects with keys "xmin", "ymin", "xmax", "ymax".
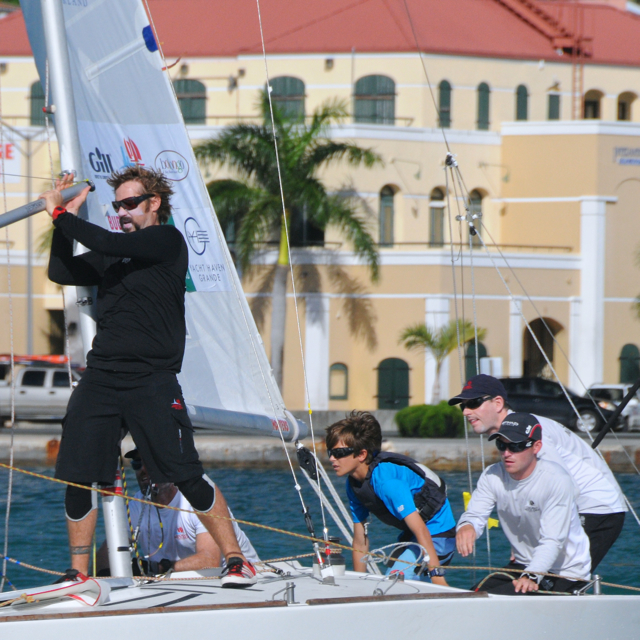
[{"xmin": 42, "ymin": 168, "xmax": 255, "ymax": 587}]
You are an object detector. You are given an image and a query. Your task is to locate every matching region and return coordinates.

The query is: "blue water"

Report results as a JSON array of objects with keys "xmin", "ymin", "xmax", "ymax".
[{"xmin": 0, "ymin": 465, "xmax": 639, "ymax": 593}]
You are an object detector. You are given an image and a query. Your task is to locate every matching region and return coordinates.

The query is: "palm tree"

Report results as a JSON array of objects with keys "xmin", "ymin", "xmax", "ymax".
[
  {"xmin": 400, "ymin": 320, "xmax": 487, "ymax": 403},
  {"xmin": 195, "ymin": 94, "xmax": 381, "ymax": 390}
]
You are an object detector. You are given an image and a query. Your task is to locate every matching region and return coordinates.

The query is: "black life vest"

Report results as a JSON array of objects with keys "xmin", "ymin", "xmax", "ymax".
[{"xmin": 348, "ymin": 451, "xmax": 447, "ymax": 532}]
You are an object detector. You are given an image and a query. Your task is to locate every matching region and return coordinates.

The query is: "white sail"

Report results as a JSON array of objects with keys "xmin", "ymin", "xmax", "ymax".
[{"xmin": 21, "ymin": 0, "xmax": 305, "ymax": 441}]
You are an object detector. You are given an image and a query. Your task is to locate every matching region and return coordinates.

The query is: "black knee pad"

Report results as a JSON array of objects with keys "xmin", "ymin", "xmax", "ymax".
[
  {"xmin": 176, "ymin": 474, "xmax": 216, "ymax": 512},
  {"xmin": 65, "ymin": 484, "xmax": 97, "ymax": 521}
]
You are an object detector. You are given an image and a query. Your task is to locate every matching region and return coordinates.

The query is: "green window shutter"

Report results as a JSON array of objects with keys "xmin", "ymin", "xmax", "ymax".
[
  {"xmin": 469, "ymin": 190, "xmax": 482, "ymax": 246},
  {"xmin": 477, "ymin": 82, "xmax": 490, "ymax": 130},
  {"xmin": 379, "ymin": 186, "xmax": 394, "ymax": 246},
  {"xmin": 516, "ymin": 85, "xmax": 528, "ymax": 121},
  {"xmin": 377, "ymin": 358, "xmax": 410, "ymax": 409},
  {"xmin": 429, "ymin": 187, "xmax": 445, "ymax": 246},
  {"xmin": 548, "ymin": 94, "xmax": 560, "ymax": 120},
  {"xmin": 173, "ymin": 79, "xmax": 206, "ymax": 124},
  {"xmin": 620, "ymin": 344, "xmax": 640, "ymax": 383},
  {"xmin": 354, "ymin": 75, "xmax": 395, "ymax": 125},
  {"xmin": 270, "ymin": 76, "xmax": 305, "ymax": 122},
  {"xmin": 465, "ymin": 342, "xmax": 488, "ymax": 381},
  {"xmin": 438, "ymin": 80, "xmax": 451, "ymax": 128},
  {"xmin": 329, "ymin": 363, "xmax": 349, "ymax": 400},
  {"xmin": 30, "ymin": 81, "xmax": 46, "ymax": 126}
]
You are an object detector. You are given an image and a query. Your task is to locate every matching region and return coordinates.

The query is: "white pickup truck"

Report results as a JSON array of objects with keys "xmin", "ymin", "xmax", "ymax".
[{"xmin": 0, "ymin": 366, "xmax": 81, "ymax": 423}]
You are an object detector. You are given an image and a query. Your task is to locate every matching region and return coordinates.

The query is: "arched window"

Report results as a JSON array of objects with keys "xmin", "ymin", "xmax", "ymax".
[
  {"xmin": 548, "ymin": 93, "xmax": 561, "ymax": 120},
  {"xmin": 477, "ymin": 82, "xmax": 490, "ymax": 130},
  {"xmin": 620, "ymin": 344, "xmax": 640, "ymax": 383},
  {"xmin": 618, "ymin": 92, "xmax": 636, "ymax": 122},
  {"xmin": 379, "ymin": 186, "xmax": 395, "ymax": 246},
  {"xmin": 468, "ymin": 190, "xmax": 483, "ymax": 246},
  {"xmin": 173, "ymin": 79, "xmax": 206, "ymax": 124},
  {"xmin": 465, "ymin": 341, "xmax": 488, "ymax": 381},
  {"xmin": 377, "ymin": 358, "xmax": 410, "ymax": 409},
  {"xmin": 429, "ymin": 187, "xmax": 445, "ymax": 246},
  {"xmin": 515, "ymin": 85, "xmax": 528, "ymax": 121},
  {"xmin": 30, "ymin": 81, "xmax": 45, "ymax": 126},
  {"xmin": 583, "ymin": 90, "xmax": 603, "ymax": 120},
  {"xmin": 523, "ymin": 317, "xmax": 563, "ymax": 378},
  {"xmin": 270, "ymin": 76, "xmax": 305, "ymax": 122},
  {"xmin": 354, "ymin": 75, "xmax": 395, "ymax": 125},
  {"xmin": 329, "ymin": 363, "xmax": 348, "ymax": 400},
  {"xmin": 438, "ymin": 80, "xmax": 451, "ymax": 128}
]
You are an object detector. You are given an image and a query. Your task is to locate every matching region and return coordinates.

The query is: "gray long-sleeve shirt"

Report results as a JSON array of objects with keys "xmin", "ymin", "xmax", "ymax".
[{"xmin": 458, "ymin": 459, "xmax": 591, "ymax": 580}]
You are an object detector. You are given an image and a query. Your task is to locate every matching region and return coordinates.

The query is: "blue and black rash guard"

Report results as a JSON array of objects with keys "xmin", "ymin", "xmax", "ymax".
[
  {"xmin": 347, "ymin": 462, "xmax": 456, "ymax": 537},
  {"xmin": 48, "ymin": 212, "xmax": 188, "ymax": 373}
]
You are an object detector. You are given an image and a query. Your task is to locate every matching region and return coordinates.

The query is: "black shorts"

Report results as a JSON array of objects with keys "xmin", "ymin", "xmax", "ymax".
[{"xmin": 55, "ymin": 367, "xmax": 204, "ymax": 485}]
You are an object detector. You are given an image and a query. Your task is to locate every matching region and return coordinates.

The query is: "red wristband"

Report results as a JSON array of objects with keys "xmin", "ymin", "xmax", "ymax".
[{"xmin": 52, "ymin": 206, "xmax": 67, "ymax": 221}]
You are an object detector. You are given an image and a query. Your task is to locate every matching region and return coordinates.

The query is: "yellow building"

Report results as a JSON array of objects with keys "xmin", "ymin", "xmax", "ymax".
[{"xmin": 1, "ymin": 0, "xmax": 640, "ymax": 411}]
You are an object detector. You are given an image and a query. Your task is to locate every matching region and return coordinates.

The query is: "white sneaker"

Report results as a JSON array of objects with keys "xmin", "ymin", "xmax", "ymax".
[{"xmin": 221, "ymin": 557, "xmax": 257, "ymax": 588}]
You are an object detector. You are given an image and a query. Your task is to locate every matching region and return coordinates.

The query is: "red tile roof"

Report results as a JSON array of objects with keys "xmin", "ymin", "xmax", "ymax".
[{"xmin": 1, "ymin": 0, "xmax": 640, "ymax": 66}]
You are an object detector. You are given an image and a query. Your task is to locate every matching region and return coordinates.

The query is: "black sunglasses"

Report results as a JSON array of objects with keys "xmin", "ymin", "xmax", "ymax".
[
  {"xmin": 495, "ymin": 439, "xmax": 533, "ymax": 453},
  {"xmin": 112, "ymin": 193, "xmax": 154, "ymax": 212},
  {"xmin": 130, "ymin": 458, "xmax": 143, "ymax": 470},
  {"xmin": 327, "ymin": 447, "xmax": 355, "ymax": 459},
  {"xmin": 459, "ymin": 395, "xmax": 493, "ymax": 411}
]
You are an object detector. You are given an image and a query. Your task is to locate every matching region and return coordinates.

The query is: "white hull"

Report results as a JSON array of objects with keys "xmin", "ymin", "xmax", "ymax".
[{"xmin": 1, "ymin": 563, "xmax": 638, "ymax": 639}]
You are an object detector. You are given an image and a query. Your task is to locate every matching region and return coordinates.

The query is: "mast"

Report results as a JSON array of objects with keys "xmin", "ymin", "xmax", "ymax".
[
  {"xmin": 40, "ymin": 0, "xmax": 132, "ymax": 579},
  {"xmin": 40, "ymin": 0, "xmax": 96, "ymax": 358}
]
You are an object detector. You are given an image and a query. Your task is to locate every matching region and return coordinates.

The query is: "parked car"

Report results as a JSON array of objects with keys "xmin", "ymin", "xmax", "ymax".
[
  {"xmin": 586, "ymin": 383, "xmax": 640, "ymax": 431},
  {"xmin": 0, "ymin": 365, "xmax": 81, "ymax": 423},
  {"xmin": 499, "ymin": 377, "xmax": 617, "ymax": 433}
]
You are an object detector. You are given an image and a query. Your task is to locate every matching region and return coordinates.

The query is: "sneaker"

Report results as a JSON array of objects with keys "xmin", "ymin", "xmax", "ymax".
[{"xmin": 221, "ymin": 557, "xmax": 257, "ymax": 588}]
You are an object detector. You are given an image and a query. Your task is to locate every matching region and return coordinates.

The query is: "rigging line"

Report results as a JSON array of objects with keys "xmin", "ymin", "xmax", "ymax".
[
  {"xmin": 0, "ymin": 62, "xmax": 16, "ymax": 596},
  {"xmin": 299, "ymin": 469, "xmax": 353, "ymax": 544},
  {"xmin": 254, "ymin": 0, "xmax": 329, "ymax": 541},
  {"xmin": 141, "ymin": 0, "xmax": 313, "ymax": 525},
  {"xmin": 445, "ymin": 163, "xmax": 473, "ymax": 496},
  {"xmin": 0, "ymin": 172, "xmax": 57, "ymax": 182},
  {"xmin": 400, "ymin": 0, "xmax": 451, "ymax": 153},
  {"xmin": 463, "ymin": 181, "xmax": 492, "ymax": 568},
  {"xmin": 44, "ymin": 61, "xmax": 55, "ymax": 187}
]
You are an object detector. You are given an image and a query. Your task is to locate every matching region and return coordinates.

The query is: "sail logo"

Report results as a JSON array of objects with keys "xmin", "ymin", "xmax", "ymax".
[
  {"xmin": 88, "ymin": 147, "xmax": 114, "ymax": 176},
  {"xmin": 121, "ymin": 137, "xmax": 144, "ymax": 167},
  {"xmin": 272, "ymin": 419, "xmax": 290, "ymax": 433},
  {"xmin": 155, "ymin": 150, "xmax": 189, "ymax": 181},
  {"xmin": 184, "ymin": 217, "xmax": 210, "ymax": 256}
]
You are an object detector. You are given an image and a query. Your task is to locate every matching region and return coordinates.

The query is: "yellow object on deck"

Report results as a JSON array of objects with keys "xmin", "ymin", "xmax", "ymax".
[{"xmin": 463, "ymin": 491, "xmax": 499, "ymax": 529}]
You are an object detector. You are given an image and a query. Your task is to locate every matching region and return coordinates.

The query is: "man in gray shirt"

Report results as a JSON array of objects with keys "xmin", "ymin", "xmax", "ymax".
[{"xmin": 457, "ymin": 412, "xmax": 591, "ymax": 595}]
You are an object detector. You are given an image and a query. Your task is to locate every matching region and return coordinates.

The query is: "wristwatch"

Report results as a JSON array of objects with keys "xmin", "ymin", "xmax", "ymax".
[
  {"xmin": 520, "ymin": 572, "xmax": 541, "ymax": 583},
  {"xmin": 429, "ymin": 567, "xmax": 446, "ymax": 578}
]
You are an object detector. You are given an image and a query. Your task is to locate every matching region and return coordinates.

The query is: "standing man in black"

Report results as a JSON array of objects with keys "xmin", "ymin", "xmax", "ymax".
[{"xmin": 42, "ymin": 167, "xmax": 256, "ymax": 587}]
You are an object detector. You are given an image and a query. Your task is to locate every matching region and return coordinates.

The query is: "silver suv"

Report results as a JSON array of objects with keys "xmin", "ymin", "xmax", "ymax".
[{"xmin": 586, "ymin": 384, "xmax": 640, "ymax": 431}]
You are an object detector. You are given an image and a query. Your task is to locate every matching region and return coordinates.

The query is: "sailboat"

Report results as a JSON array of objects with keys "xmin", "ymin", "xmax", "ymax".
[{"xmin": 0, "ymin": 0, "xmax": 639, "ymax": 637}]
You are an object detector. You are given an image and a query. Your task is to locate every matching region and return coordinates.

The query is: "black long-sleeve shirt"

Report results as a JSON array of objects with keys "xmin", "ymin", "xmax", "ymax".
[{"xmin": 48, "ymin": 213, "xmax": 188, "ymax": 373}]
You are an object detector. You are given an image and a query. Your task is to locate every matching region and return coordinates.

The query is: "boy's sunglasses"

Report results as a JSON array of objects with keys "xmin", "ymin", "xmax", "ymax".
[
  {"xmin": 495, "ymin": 439, "xmax": 533, "ymax": 453},
  {"xmin": 112, "ymin": 193, "xmax": 154, "ymax": 212},
  {"xmin": 130, "ymin": 458, "xmax": 143, "ymax": 471},
  {"xmin": 459, "ymin": 395, "xmax": 492, "ymax": 411},
  {"xmin": 327, "ymin": 447, "xmax": 355, "ymax": 459}
]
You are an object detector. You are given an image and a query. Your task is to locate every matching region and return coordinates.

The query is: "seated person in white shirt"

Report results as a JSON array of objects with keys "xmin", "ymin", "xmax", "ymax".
[
  {"xmin": 449, "ymin": 374, "xmax": 626, "ymax": 572},
  {"xmin": 456, "ymin": 412, "xmax": 591, "ymax": 595},
  {"xmin": 97, "ymin": 449, "xmax": 259, "ymax": 575}
]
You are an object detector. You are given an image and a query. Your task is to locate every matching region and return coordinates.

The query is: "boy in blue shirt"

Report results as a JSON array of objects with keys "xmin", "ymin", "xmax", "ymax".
[{"xmin": 326, "ymin": 411, "xmax": 455, "ymax": 585}]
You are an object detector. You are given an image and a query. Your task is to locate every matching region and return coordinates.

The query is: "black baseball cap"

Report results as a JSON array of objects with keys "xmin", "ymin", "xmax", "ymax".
[
  {"xmin": 488, "ymin": 412, "xmax": 542, "ymax": 443},
  {"xmin": 448, "ymin": 374, "xmax": 508, "ymax": 406},
  {"xmin": 124, "ymin": 448, "xmax": 140, "ymax": 460}
]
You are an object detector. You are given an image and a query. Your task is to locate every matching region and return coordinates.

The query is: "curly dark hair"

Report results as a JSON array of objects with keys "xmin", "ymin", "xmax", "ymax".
[
  {"xmin": 107, "ymin": 165, "xmax": 174, "ymax": 224},
  {"xmin": 325, "ymin": 411, "xmax": 382, "ymax": 464}
]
